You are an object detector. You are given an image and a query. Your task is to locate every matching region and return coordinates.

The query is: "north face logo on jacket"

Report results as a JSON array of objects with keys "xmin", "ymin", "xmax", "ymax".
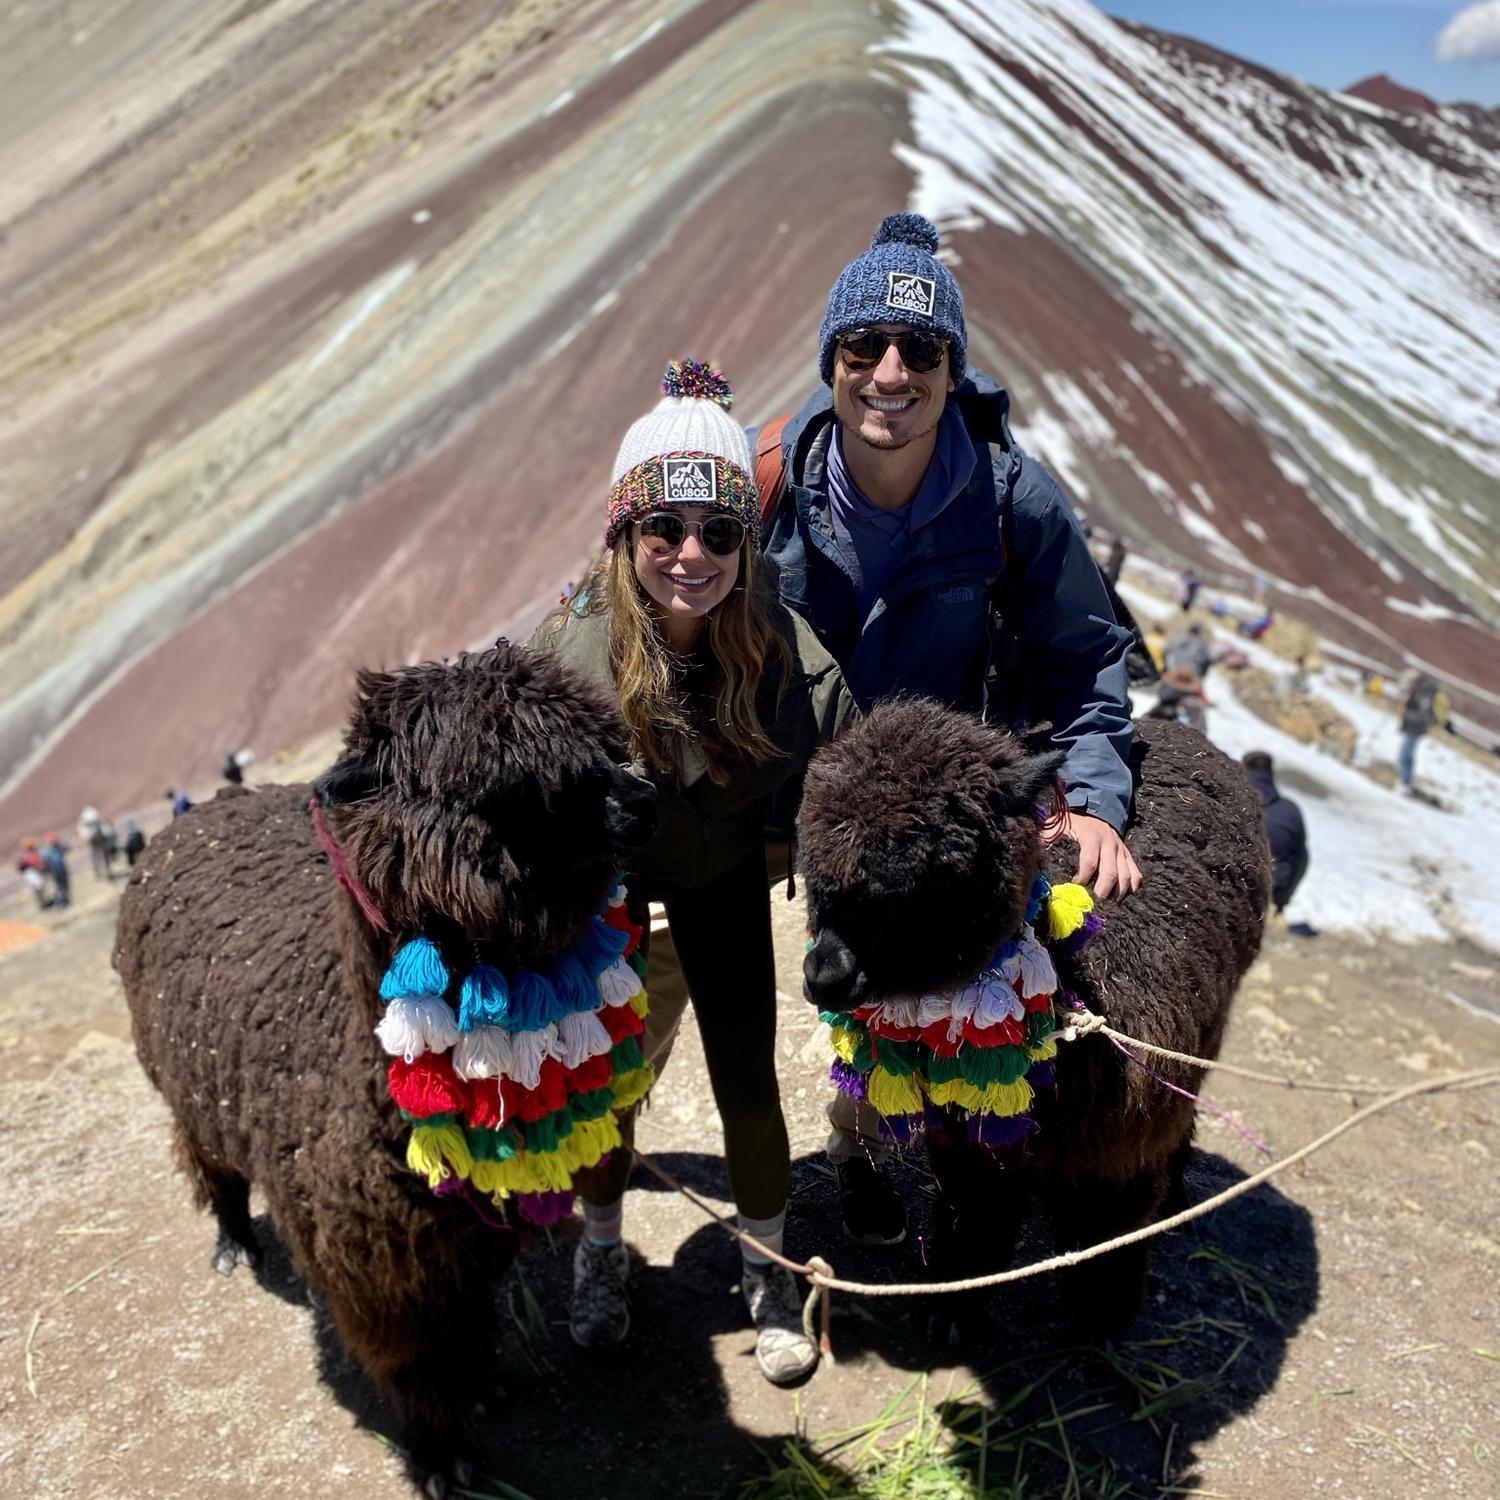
[
  {"xmin": 886, "ymin": 272, "xmax": 936, "ymax": 318},
  {"xmin": 663, "ymin": 458, "xmax": 716, "ymax": 501}
]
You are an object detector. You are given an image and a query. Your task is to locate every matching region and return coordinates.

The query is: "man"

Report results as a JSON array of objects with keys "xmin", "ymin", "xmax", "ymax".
[
  {"xmin": 1241, "ymin": 752, "xmax": 1308, "ymax": 920},
  {"xmin": 1397, "ymin": 674, "xmax": 1449, "ymax": 790},
  {"xmin": 752, "ymin": 212, "xmax": 1140, "ymax": 1242}
]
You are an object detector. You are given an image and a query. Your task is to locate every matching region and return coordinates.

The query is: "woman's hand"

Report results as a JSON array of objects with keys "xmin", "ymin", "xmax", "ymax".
[{"xmin": 1042, "ymin": 811, "xmax": 1142, "ymax": 900}]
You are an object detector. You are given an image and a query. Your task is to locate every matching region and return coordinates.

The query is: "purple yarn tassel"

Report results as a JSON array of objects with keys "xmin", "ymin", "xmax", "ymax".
[
  {"xmin": 1064, "ymin": 910, "xmax": 1104, "ymax": 953},
  {"xmin": 967, "ymin": 1112, "xmax": 1035, "ymax": 1149},
  {"xmin": 877, "ymin": 1111, "xmax": 926, "ymax": 1145},
  {"xmin": 516, "ymin": 1190, "xmax": 575, "ymax": 1226},
  {"xmin": 433, "ymin": 1174, "xmax": 510, "ymax": 1230},
  {"xmin": 830, "ymin": 1060, "xmax": 867, "ymax": 1100}
]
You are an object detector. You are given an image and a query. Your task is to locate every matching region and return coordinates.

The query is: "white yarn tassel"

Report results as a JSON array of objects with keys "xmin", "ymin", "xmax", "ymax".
[
  {"xmin": 597, "ymin": 959, "xmax": 643, "ymax": 1008},
  {"xmin": 375, "ymin": 995, "xmax": 461, "ymax": 1063},
  {"xmin": 973, "ymin": 974, "xmax": 1026, "ymax": 1029},
  {"xmin": 916, "ymin": 993, "xmax": 956, "ymax": 1028},
  {"xmin": 1016, "ymin": 934, "xmax": 1057, "ymax": 1000},
  {"xmin": 508, "ymin": 1024, "xmax": 556, "ymax": 1090},
  {"xmin": 555, "ymin": 1008, "xmax": 614, "ymax": 1069},
  {"xmin": 452, "ymin": 1025, "xmax": 514, "ymax": 1080}
]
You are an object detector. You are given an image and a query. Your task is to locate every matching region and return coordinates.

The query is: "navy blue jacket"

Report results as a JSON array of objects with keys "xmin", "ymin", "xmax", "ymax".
[
  {"xmin": 761, "ymin": 374, "xmax": 1135, "ymax": 831},
  {"xmin": 1245, "ymin": 768, "xmax": 1308, "ymax": 910}
]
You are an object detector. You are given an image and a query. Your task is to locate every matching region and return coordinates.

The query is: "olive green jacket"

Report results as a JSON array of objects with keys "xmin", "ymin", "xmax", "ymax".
[{"xmin": 532, "ymin": 602, "xmax": 858, "ymax": 896}]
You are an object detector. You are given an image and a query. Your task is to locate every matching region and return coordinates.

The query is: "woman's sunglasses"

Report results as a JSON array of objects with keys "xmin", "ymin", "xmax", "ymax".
[
  {"xmin": 838, "ymin": 327, "xmax": 948, "ymax": 374},
  {"xmin": 635, "ymin": 511, "xmax": 746, "ymax": 557}
]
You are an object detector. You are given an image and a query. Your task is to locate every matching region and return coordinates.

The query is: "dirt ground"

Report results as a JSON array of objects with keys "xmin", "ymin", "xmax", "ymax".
[{"xmin": 1, "ymin": 852, "xmax": 1497, "ymax": 1500}]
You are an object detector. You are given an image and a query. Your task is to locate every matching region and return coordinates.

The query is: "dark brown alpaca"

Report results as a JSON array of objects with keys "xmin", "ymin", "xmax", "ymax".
[
  {"xmin": 798, "ymin": 701, "xmax": 1269, "ymax": 1335},
  {"xmin": 114, "ymin": 642, "xmax": 655, "ymax": 1493}
]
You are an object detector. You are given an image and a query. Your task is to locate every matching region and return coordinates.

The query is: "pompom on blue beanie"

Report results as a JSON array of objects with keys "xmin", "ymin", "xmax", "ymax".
[{"xmin": 817, "ymin": 212, "xmax": 967, "ymax": 386}]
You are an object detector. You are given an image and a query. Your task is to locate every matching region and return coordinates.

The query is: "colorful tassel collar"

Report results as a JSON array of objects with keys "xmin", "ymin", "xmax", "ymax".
[
  {"xmin": 374, "ymin": 884, "xmax": 653, "ymax": 1226},
  {"xmin": 821, "ymin": 875, "xmax": 1098, "ymax": 1149}
]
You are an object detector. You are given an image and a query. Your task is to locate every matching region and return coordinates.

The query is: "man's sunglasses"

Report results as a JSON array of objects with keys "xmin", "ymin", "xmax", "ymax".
[
  {"xmin": 838, "ymin": 327, "xmax": 948, "ymax": 374},
  {"xmin": 635, "ymin": 511, "xmax": 747, "ymax": 557}
]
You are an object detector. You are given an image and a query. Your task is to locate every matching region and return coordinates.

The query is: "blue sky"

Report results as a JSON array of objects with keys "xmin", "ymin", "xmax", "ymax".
[{"xmin": 1105, "ymin": 2, "xmax": 1500, "ymax": 105}]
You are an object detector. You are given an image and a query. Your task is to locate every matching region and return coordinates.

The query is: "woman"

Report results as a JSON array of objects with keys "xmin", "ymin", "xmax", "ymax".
[{"xmin": 534, "ymin": 359, "xmax": 855, "ymax": 1384}]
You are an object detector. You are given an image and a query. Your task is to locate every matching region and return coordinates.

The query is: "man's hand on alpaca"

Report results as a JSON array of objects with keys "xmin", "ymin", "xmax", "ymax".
[{"xmin": 1042, "ymin": 811, "xmax": 1142, "ymax": 900}]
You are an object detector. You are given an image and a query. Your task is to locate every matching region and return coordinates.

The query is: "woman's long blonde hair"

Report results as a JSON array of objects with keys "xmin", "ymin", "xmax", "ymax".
[{"xmin": 568, "ymin": 535, "xmax": 791, "ymax": 785}]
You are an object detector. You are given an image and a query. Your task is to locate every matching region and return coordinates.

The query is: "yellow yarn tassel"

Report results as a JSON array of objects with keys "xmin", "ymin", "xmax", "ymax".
[
  {"xmin": 1026, "ymin": 1038, "xmax": 1058, "ymax": 1063},
  {"xmin": 629, "ymin": 987, "xmax": 649, "ymax": 1019},
  {"xmin": 610, "ymin": 1064, "xmax": 655, "ymax": 1111},
  {"xmin": 926, "ymin": 1076, "xmax": 984, "ymax": 1112},
  {"xmin": 559, "ymin": 1114, "xmax": 622, "ymax": 1173},
  {"xmin": 866, "ymin": 1065, "xmax": 923, "ymax": 1117},
  {"xmin": 979, "ymin": 1077, "xmax": 1035, "ymax": 1116},
  {"xmin": 829, "ymin": 1025, "xmax": 858, "ymax": 1065},
  {"xmin": 468, "ymin": 1160, "xmax": 511, "ymax": 1198},
  {"xmin": 1044, "ymin": 882, "xmax": 1094, "ymax": 940},
  {"xmin": 406, "ymin": 1123, "xmax": 473, "ymax": 1186}
]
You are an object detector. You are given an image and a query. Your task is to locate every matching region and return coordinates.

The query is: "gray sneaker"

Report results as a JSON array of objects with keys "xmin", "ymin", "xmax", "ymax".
[
  {"xmin": 742, "ymin": 1264, "xmax": 819, "ymax": 1384},
  {"xmin": 570, "ymin": 1240, "xmax": 629, "ymax": 1348}
]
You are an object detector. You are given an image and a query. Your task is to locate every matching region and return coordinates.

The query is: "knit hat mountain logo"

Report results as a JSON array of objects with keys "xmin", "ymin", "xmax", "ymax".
[
  {"xmin": 886, "ymin": 272, "xmax": 936, "ymax": 318},
  {"xmin": 662, "ymin": 457, "xmax": 716, "ymax": 502}
]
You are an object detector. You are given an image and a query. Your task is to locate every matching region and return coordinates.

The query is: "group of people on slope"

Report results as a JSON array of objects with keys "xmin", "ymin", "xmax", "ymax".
[{"xmin": 528, "ymin": 212, "xmax": 1145, "ymax": 1384}]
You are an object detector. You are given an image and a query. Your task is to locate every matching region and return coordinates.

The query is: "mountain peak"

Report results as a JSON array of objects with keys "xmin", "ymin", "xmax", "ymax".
[{"xmin": 1343, "ymin": 73, "xmax": 1440, "ymax": 115}]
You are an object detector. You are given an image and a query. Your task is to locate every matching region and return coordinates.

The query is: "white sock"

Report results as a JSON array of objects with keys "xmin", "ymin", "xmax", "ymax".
[
  {"xmin": 583, "ymin": 1197, "xmax": 623, "ymax": 1247},
  {"xmin": 739, "ymin": 1208, "xmax": 787, "ymax": 1269}
]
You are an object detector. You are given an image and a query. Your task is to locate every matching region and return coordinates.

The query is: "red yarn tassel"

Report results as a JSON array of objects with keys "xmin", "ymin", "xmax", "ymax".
[
  {"xmin": 599, "ymin": 1001, "xmax": 645, "ymax": 1044},
  {"xmin": 566, "ymin": 1052, "xmax": 613, "ymax": 1095},
  {"xmin": 602, "ymin": 902, "xmax": 643, "ymax": 959},
  {"xmin": 513, "ymin": 1058, "xmax": 568, "ymax": 1122},
  {"xmin": 388, "ymin": 1054, "xmax": 470, "ymax": 1117}
]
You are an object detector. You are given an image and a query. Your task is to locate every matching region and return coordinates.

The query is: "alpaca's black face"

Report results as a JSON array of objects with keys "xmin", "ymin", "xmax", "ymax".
[
  {"xmin": 315, "ymin": 642, "xmax": 655, "ymax": 969},
  {"xmin": 796, "ymin": 701, "xmax": 1061, "ymax": 1007}
]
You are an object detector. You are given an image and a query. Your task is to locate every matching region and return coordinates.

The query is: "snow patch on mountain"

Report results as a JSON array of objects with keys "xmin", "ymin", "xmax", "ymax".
[{"xmin": 880, "ymin": 0, "xmax": 1500, "ymax": 620}]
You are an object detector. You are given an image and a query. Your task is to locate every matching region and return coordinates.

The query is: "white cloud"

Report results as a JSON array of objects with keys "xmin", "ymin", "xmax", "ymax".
[{"xmin": 1436, "ymin": 1, "xmax": 1500, "ymax": 61}]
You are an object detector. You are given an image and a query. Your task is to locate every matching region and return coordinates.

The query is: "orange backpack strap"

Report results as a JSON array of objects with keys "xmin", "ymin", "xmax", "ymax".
[{"xmin": 754, "ymin": 415, "xmax": 793, "ymax": 528}]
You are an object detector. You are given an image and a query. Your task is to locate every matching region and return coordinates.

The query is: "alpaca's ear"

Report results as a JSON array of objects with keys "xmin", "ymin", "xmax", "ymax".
[
  {"xmin": 312, "ymin": 753, "xmax": 380, "ymax": 807},
  {"xmin": 995, "ymin": 748, "xmax": 1066, "ymax": 814}
]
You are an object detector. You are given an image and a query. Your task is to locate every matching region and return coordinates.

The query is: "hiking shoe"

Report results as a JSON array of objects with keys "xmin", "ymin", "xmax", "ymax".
[
  {"xmin": 742, "ymin": 1264, "xmax": 819, "ymax": 1385},
  {"xmin": 835, "ymin": 1156, "xmax": 907, "ymax": 1245},
  {"xmin": 570, "ymin": 1240, "xmax": 629, "ymax": 1348}
]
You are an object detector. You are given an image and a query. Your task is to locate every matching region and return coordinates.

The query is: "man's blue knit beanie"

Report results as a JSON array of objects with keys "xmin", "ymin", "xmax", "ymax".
[{"xmin": 818, "ymin": 212, "xmax": 966, "ymax": 386}]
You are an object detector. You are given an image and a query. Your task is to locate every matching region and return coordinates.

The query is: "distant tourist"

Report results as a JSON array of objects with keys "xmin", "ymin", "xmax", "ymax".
[
  {"xmin": 1397, "ymin": 674, "xmax": 1450, "ymax": 790},
  {"xmin": 121, "ymin": 818, "xmax": 147, "ymax": 868},
  {"xmin": 1104, "ymin": 534, "xmax": 1127, "ymax": 586},
  {"xmin": 1178, "ymin": 569, "xmax": 1201, "ymax": 611},
  {"xmin": 1242, "ymin": 751, "xmax": 1309, "ymax": 924},
  {"xmin": 1144, "ymin": 665, "xmax": 1206, "ymax": 732},
  {"xmin": 165, "ymin": 788, "xmax": 193, "ymax": 819},
  {"xmin": 76, "ymin": 806, "xmax": 118, "ymax": 879},
  {"xmin": 221, "ymin": 751, "xmax": 244, "ymax": 785},
  {"xmin": 39, "ymin": 833, "xmax": 71, "ymax": 908},
  {"xmin": 16, "ymin": 838, "xmax": 49, "ymax": 909},
  {"xmin": 1163, "ymin": 622, "xmax": 1211, "ymax": 679}
]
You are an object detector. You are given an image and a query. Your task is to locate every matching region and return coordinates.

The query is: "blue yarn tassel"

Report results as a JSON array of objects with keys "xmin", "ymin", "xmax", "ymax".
[
  {"xmin": 576, "ymin": 918, "xmax": 630, "ymax": 979},
  {"xmin": 509, "ymin": 971, "xmax": 558, "ymax": 1033},
  {"xmin": 379, "ymin": 936, "xmax": 450, "ymax": 1001},
  {"xmin": 458, "ymin": 964, "xmax": 511, "ymax": 1031},
  {"xmin": 1023, "ymin": 876, "xmax": 1048, "ymax": 927},
  {"xmin": 549, "ymin": 953, "xmax": 597, "ymax": 1019}
]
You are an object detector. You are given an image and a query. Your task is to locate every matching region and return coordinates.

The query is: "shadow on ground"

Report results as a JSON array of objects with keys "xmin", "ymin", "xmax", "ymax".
[{"xmin": 226, "ymin": 1143, "xmax": 1314, "ymax": 1499}]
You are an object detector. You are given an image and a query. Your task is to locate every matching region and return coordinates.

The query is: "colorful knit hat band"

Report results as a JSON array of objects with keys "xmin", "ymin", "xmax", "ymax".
[
  {"xmin": 604, "ymin": 452, "xmax": 760, "ymax": 547},
  {"xmin": 604, "ymin": 359, "xmax": 758, "ymax": 546}
]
